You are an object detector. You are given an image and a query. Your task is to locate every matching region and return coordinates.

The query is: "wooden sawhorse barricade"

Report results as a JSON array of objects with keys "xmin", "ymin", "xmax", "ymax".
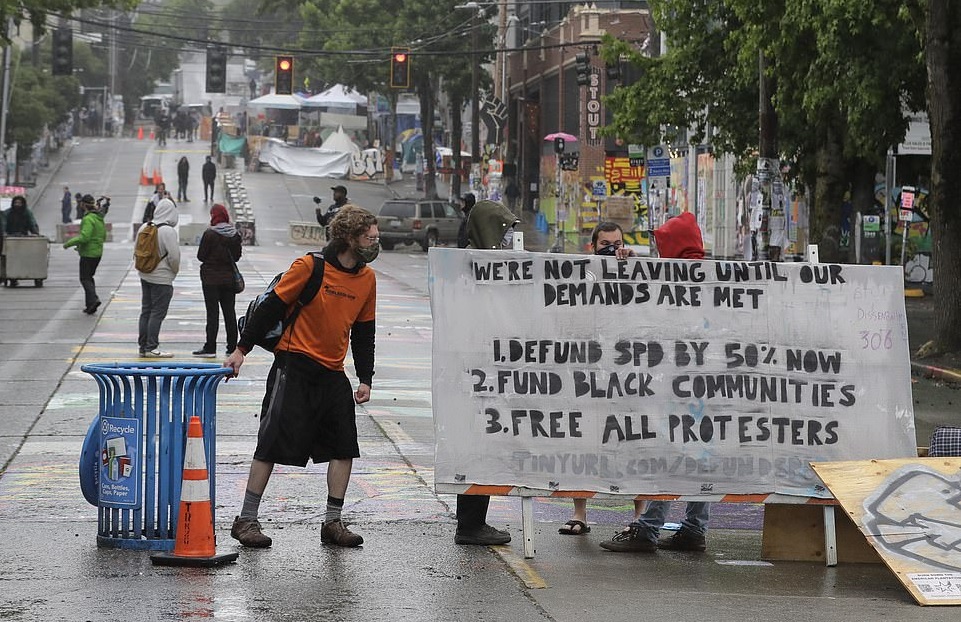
[{"xmin": 438, "ymin": 484, "xmax": 877, "ymax": 565}]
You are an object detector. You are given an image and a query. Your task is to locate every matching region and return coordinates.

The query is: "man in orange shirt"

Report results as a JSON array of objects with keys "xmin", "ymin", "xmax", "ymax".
[{"xmin": 225, "ymin": 206, "xmax": 379, "ymax": 548}]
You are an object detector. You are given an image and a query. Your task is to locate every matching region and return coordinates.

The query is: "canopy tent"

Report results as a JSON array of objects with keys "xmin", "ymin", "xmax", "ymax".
[
  {"xmin": 303, "ymin": 84, "xmax": 367, "ymax": 111},
  {"xmin": 247, "ymin": 92, "xmax": 306, "ymax": 110}
]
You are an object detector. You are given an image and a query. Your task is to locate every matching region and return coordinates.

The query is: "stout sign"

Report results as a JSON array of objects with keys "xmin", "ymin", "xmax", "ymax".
[{"xmin": 429, "ymin": 249, "xmax": 916, "ymax": 498}]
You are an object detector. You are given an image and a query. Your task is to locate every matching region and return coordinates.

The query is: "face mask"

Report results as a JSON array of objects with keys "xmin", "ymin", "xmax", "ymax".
[
  {"xmin": 356, "ymin": 242, "xmax": 380, "ymax": 263},
  {"xmin": 595, "ymin": 244, "xmax": 618, "ymax": 256}
]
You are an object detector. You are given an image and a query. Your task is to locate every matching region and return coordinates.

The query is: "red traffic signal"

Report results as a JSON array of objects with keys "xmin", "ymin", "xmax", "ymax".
[
  {"xmin": 275, "ymin": 55, "xmax": 294, "ymax": 95},
  {"xmin": 390, "ymin": 47, "xmax": 410, "ymax": 89}
]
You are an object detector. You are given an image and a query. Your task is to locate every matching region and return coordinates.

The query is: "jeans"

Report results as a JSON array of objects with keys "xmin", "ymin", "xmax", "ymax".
[
  {"xmin": 138, "ymin": 280, "xmax": 173, "ymax": 352},
  {"xmin": 201, "ymin": 283, "xmax": 238, "ymax": 351},
  {"xmin": 631, "ymin": 501, "xmax": 711, "ymax": 542},
  {"xmin": 203, "ymin": 180, "xmax": 214, "ymax": 201},
  {"xmin": 177, "ymin": 177, "xmax": 188, "ymax": 201},
  {"xmin": 79, "ymin": 256, "xmax": 101, "ymax": 309},
  {"xmin": 62, "ymin": 203, "xmax": 72, "ymax": 224}
]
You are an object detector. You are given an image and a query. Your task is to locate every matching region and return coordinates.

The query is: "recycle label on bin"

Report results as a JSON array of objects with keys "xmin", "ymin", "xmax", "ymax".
[{"xmin": 99, "ymin": 417, "xmax": 141, "ymax": 508}]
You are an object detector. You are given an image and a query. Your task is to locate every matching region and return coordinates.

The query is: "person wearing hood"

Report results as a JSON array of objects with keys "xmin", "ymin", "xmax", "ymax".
[
  {"xmin": 137, "ymin": 197, "xmax": 181, "ymax": 358},
  {"xmin": 465, "ymin": 199, "xmax": 520, "ymax": 249},
  {"xmin": 600, "ymin": 210, "xmax": 711, "ymax": 555},
  {"xmin": 224, "ymin": 205, "xmax": 379, "ymax": 550},
  {"xmin": 193, "ymin": 204, "xmax": 242, "ymax": 357},
  {"xmin": 4, "ymin": 195, "xmax": 39, "ymax": 236},
  {"xmin": 452, "ymin": 199, "xmax": 518, "ymax": 547},
  {"xmin": 63, "ymin": 194, "xmax": 107, "ymax": 314}
]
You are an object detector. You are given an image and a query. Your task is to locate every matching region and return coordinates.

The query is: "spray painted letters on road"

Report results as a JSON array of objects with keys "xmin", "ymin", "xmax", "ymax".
[{"xmin": 429, "ymin": 249, "xmax": 917, "ymax": 498}]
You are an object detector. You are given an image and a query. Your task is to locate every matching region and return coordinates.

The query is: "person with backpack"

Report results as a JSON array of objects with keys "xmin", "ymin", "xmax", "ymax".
[
  {"xmin": 63, "ymin": 194, "xmax": 107, "ymax": 315},
  {"xmin": 135, "ymin": 197, "xmax": 180, "ymax": 358},
  {"xmin": 192, "ymin": 204, "xmax": 242, "ymax": 357},
  {"xmin": 224, "ymin": 205, "xmax": 379, "ymax": 549}
]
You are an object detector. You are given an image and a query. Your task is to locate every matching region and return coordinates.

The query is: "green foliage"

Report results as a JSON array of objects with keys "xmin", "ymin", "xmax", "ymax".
[{"xmin": 0, "ymin": 1, "xmax": 137, "ymax": 43}]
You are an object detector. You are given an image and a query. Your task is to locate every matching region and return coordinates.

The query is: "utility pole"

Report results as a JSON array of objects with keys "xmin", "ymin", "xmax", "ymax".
[
  {"xmin": 757, "ymin": 50, "xmax": 778, "ymax": 261},
  {"xmin": 471, "ymin": 8, "xmax": 480, "ymax": 163}
]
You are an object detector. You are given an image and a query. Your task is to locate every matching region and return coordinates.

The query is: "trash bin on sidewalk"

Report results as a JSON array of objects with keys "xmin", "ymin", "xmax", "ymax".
[{"xmin": 79, "ymin": 362, "xmax": 230, "ymax": 550}]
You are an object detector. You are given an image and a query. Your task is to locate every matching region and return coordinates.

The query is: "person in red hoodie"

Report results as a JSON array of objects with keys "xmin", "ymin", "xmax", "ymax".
[{"xmin": 600, "ymin": 210, "xmax": 711, "ymax": 554}]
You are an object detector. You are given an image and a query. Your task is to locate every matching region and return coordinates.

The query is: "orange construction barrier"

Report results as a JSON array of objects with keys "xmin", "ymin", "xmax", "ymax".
[
  {"xmin": 151, "ymin": 416, "xmax": 238, "ymax": 567},
  {"xmin": 137, "ymin": 126, "xmax": 144, "ymax": 140},
  {"xmin": 153, "ymin": 169, "xmax": 163, "ymax": 186}
]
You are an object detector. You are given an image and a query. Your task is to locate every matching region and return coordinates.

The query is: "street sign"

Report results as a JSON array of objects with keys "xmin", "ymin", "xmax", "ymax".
[
  {"xmin": 591, "ymin": 180, "xmax": 607, "ymax": 198},
  {"xmin": 628, "ymin": 144, "xmax": 644, "ymax": 168},
  {"xmin": 646, "ymin": 145, "xmax": 670, "ymax": 177},
  {"xmin": 900, "ymin": 186, "xmax": 916, "ymax": 222}
]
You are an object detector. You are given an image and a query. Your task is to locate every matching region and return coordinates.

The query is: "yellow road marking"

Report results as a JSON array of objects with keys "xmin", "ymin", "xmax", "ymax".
[{"xmin": 493, "ymin": 545, "xmax": 548, "ymax": 589}]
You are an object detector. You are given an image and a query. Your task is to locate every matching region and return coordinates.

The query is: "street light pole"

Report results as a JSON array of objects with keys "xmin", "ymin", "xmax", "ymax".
[{"xmin": 471, "ymin": 9, "xmax": 480, "ymax": 164}]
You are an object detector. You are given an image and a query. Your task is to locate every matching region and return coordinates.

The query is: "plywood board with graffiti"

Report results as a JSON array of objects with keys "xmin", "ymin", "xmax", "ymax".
[{"xmin": 811, "ymin": 458, "xmax": 961, "ymax": 606}]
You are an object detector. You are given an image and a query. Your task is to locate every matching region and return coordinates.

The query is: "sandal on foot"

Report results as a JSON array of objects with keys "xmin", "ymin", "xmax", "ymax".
[{"xmin": 559, "ymin": 520, "xmax": 591, "ymax": 535}]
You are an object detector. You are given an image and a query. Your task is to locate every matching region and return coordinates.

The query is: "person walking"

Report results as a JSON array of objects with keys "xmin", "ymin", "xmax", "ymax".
[
  {"xmin": 136, "ymin": 197, "xmax": 180, "ymax": 358},
  {"xmin": 225, "ymin": 206, "xmax": 380, "ymax": 549},
  {"xmin": 176, "ymin": 156, "xmax": 190, "ymax": 202},
  {"xmin": 61, "ymin": 186, "xmax": 73, "ymax": 224},
  {"xmin": 63, "ymin": 194, "xmax": 107, "ymax": 314},
  {"xmin": 600, "ymin": 212, "xmax": 711, "ymax": 554},
  {"xmin": 454, "ymin": 199, "xmax": 517, "ymax": 546},
  {"xmin": 456, "ymin": 193, "xmax": 475, "ymax": 249},
  {"xmin": 202, "ymin": 155, "xmax": 217, "ymax": 202},
  {"xmin": 193, "ymin": 204, "xmax": 242, "ymax": 357}
]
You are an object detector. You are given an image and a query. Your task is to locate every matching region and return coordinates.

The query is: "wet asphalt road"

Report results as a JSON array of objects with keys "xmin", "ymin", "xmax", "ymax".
[{"xmin": 0, "ymin": 136, "xmax": 958, "ymax": 621}]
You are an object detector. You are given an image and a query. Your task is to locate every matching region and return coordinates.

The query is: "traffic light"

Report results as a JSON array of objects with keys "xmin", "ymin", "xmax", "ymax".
[
  {"xmin": 605, "ymin": 60, "xmax": 621, "ymax": 82},
  {"xmin": 390, "ymin": 47, "xmax": 410, "ymax": 89},
  {"xmin": 52, "ymin": 28, "xmax": 73, "ymax": 76},
  {"xmin": 575, "ymin": 51, "xmax": 590, "ymax": 87},
  {"xmin": 275, "ymin": 56, "xmax": 294, "ymax": 95},
  {"xmin": 206, "ymin": 46, "xmax": 227, "ymax": 94}
]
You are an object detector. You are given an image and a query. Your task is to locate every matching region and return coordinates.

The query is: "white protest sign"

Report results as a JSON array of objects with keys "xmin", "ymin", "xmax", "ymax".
[{"xmin": 429, "ymin": 249, "xmax": 916, "ymax": 499}]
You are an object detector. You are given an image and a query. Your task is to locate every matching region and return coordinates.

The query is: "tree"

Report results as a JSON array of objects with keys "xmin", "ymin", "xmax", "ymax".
[
  {"xmin": 920, "ymin": 0, "xmax": 961, "ymax": 353},
  {"xmin": 602, "ymin": 0, "xmax": 924, "ymax": 262},
  {"xmin": 0, "ymin": 1, "xmax": 136, "ymax": 43}
]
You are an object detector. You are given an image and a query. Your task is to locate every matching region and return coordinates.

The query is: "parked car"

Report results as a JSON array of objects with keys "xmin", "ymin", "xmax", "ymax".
[{"xmin": 376, "ymin": 199, "xmax": 463, "ymax": 251}]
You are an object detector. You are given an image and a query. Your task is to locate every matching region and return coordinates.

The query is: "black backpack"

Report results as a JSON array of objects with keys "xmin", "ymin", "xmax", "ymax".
[{"xmin": 238, "ymin": 252, "xmax": 325, "ymax": 352}]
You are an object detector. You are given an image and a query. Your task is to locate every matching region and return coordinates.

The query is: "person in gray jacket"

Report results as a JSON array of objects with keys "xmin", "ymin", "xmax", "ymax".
[{"xmin": 137, "ymin": 197, "xmax": 181, "ymax": 357}]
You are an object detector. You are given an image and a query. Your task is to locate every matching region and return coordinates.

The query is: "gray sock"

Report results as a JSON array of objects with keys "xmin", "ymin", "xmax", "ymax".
[
  {"xmin": 240, "ymin": 489, "xmax": 263, "ymax": 520},
  {"xmin": 325, "ymin": 495, "xmax": 344, "ymax": 524}
]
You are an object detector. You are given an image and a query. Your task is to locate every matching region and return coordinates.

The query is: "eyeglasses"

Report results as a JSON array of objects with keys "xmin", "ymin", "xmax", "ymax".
[
  {"xmin": 597, "ymin": 240, "xmax": 623, "ymax": 248},
  {"xmin": 362, "ymin": 235, "xmax": 380, "ymax": 243}
]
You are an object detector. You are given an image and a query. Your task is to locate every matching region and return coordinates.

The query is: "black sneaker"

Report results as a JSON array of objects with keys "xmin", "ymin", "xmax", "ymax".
[
  {"xmin": 230, "ymin": 516, "xmax": 272, "ymax": 548},
  {"xmin": 192, "ymin": 347, "xmax": 217, "ymax": 358},
  {"xmin": 454, "ymin": 524, "xmax": 511, "ymax": 545},
  {"xmin": 658, "ymin": 528, "xmax": 706, "ymax": 552},
  {"xmin": 599, "ymin": 526, "xmax": 657, "ymax": 553}
]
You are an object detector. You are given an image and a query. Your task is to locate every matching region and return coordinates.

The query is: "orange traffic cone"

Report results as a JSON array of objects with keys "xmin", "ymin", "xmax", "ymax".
[
  {"xmin": 151, "ymin": 416, "xmax": 238, "ymax": 567},
  {"xmin": 137, "ymin": 126, "xmax": 144, "ymax": 140},
  {"xmin": 140, "ymin": 169, "xmax": 150, "ymax": 186},
  {"xmin": 149, "ymin": 129, "xmax": 155, "ymax": 140},
  {"xmin": 153, "ymin": 169, "xmax": 163, "ymax": 186}
]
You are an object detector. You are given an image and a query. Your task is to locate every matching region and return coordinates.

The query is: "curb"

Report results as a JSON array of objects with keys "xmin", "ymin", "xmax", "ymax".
[{"xmin": 911, "ymin": 361, "xmax": 961, "ymax": 385}]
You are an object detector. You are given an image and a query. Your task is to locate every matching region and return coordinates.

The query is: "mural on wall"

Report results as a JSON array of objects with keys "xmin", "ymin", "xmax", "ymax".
[{"xmin": 603, "ymin": 156, "xmax": 649, "ymax": 246}]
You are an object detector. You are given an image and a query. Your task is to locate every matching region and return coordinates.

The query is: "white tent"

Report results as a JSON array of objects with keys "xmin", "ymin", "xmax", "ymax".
[
  {"xmin": 322, "ymin": 126, "xmax": 362, "ymax": 157},
  {"xmin": 248, "ymin": 92, "xmax": 306, "ymax": 110},
  {"xmin": 303, "ymin": 84, "xmax": 367, "ymax": 110}
]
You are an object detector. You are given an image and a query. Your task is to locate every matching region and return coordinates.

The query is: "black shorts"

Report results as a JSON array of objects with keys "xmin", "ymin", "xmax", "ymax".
[{"xmin": 254, "ymin": 351, "xmax": 359, "ymax": 467}]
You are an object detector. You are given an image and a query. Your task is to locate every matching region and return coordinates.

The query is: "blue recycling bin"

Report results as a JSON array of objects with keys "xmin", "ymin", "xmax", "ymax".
[{"xmin": 79, "ymin": 363, "xmax": 230, "ymax": 550}]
